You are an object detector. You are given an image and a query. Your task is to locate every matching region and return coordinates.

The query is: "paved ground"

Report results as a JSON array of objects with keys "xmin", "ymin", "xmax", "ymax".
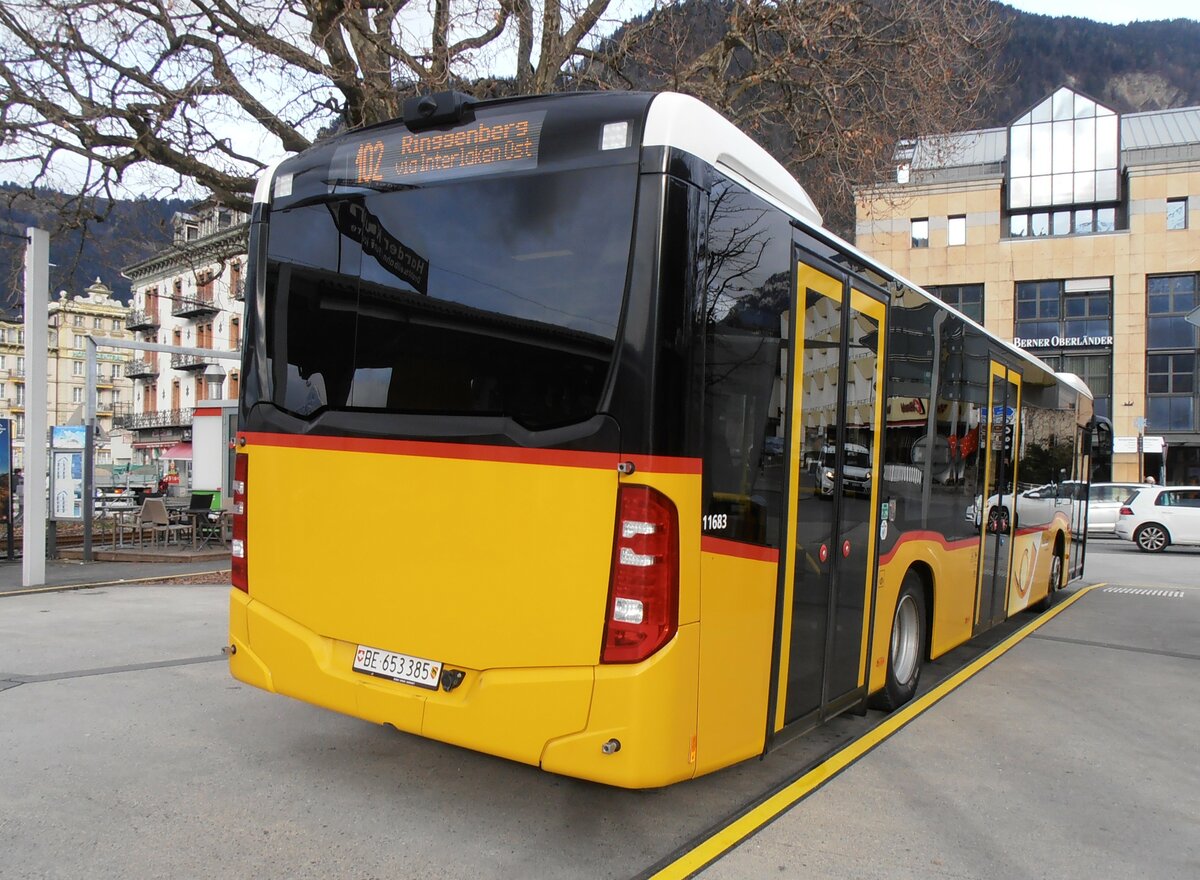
[
  {"xmin": 0, "ymin": 539, "xmax": 1196, "ymax": 879},
  {"xmin": 0, "ymin": 557, "xmax": 230, "ymax": 594},
  {"xmin": 697, "ymin": 572, "xmax": 1200, "ymax": 878}
]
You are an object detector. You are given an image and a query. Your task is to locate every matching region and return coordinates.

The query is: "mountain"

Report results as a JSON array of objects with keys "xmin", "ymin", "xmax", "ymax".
[
  {"xmin": 988, "ymin": 7, "xmax": 1200, "ymax": 122},
  {"xmin": 1, "ymin": 3, "xmax": 1199, "ymax": 294},
  {"xmin": 0, "ymin": 184, "xmax": 189, "ymax": 312}
]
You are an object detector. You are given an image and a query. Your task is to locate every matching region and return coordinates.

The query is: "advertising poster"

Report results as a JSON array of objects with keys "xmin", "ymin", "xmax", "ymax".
[{"xmin": 50, "ymin": 426, "xmax": 87, "ymax": 521}]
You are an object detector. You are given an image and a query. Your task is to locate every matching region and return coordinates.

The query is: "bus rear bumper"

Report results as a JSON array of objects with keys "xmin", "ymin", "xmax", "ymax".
[{"xmin": 228, "ymin": 589, "xmax": 698, "ymax": 787}]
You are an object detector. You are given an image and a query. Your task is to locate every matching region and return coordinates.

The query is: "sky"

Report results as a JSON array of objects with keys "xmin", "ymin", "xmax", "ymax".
[{"xmin": 1003, "ymin": 1, "xmax": 1200, "ymax": 23}]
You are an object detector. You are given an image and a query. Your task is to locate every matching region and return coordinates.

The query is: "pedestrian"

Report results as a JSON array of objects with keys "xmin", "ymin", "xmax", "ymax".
[{"xmin": 1145, "ymin": 475, "xmax": 1156, "ymax": 485}]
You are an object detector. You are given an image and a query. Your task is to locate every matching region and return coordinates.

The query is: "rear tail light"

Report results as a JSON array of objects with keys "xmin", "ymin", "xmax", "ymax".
[
  {"xmin": 231, "ymin": 452, "xmax": 248, "ymax": 593},
  {"xmin": 601, "ymin": 486, "xmax": 679, "ymax": 664},
  {"xmin": 1118, "ymin": 506, "xmax": 1134, "ymax": 517}
]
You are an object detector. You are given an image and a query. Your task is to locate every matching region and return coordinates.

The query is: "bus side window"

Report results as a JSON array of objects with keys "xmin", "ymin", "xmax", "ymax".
[{"xmin": 699, "ymin": 176, "xmax": 791, "ymax": 547}]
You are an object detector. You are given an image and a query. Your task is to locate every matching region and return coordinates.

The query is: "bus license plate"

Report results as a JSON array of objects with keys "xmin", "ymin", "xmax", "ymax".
[{"xmin": 353, "ymin": 644, "xmax": 443, "ymax": 690}]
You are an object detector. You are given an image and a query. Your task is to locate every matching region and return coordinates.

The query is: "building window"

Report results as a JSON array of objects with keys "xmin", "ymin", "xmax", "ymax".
[
  {"xmin": 73, "ymin": 334, "xmax": 84, "ymax": 348},
  {"xmin": 1148, "ymin": 275, "xmax": 1198, "ymax": 349},
  {"xmin": 93, "ymin": 317, "xmax": 103, "ymax": 329},
  {"xmin": 1167, "ymin": 198, "xmax": 1188, "ymax": 231},
  {"xmin": 930, "ymin": 283, "xmax": 983, "ymax": 324},
  {"xmin": 1146, "ymin": 275, "xmax": 1198, "ymax": 432},
  {"xmin": 1008, "ymin": 86, "xmax": 1119, "ymax": 211},
  {"xmin": 1015, "ymin": 281, "xmax": 1061, "ymax": 341},
  {"xmin": 72, "ymin": 360, "xmax": 83, "ymax": 376},
  {"xmin": 911, "ymin": 218, "xmax": 929, "ymax": 248},
  {"xmin": 112, "ymin": 319, "xmax": 121, "ymax": 331},
  {"xmin": 73, "ymin": 315, "xmax": 83, "ymax": 327},
  {"xmin": 72, "ymin": 387, "xmax": 82, "ymax": 403},
  {"xmin": 1043, "ymin": 352, "xmax": 1113, "ymax": 420},
  {"xmin": 948, "ymin": 215, "xmax": 966, "ymax": 246},
  {"xmin": 1063, "ymin": 288, "xmax": 1111, "ymax": 338},
  {"xmin": 1015, "ymin": 279, "xmax": 1114, "ymax": 419}
]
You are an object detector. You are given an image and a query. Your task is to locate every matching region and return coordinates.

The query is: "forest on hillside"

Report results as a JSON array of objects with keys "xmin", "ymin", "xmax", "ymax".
[{"xmin": 0, "ymin": 185, "xmax": 188, "ymax": 311}]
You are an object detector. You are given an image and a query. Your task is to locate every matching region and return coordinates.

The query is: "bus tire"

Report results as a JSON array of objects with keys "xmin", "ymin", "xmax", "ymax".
[
  {"xmin": 872, "ymin": 571, "xmax": 925, "ymax": 711},
  {"xmin": 1031, "ymin": 543, "xmax": 1063, "ymax": 612}
]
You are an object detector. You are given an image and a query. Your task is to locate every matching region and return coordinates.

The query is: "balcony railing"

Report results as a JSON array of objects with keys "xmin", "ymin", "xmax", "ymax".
[
  {"xmin": 126, "ymin": 310, "xmax": 160, "ymax": 331},
  {"xmin": 170, "ymin": 352, "xmax": 211, "ymax": 371},
  {"xmin": 171, "ymin": 294, "xmax": 219, "ymax": 318},
  {"xmin": 125, "ymin": 358, "xmax": 158, "ymax": 379},
  {"xmin": 114, "ymin": 408, "xmax": 193, "ymax": 430}
]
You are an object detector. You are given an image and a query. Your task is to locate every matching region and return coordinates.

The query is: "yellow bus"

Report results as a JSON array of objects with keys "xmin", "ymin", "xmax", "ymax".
[{"xmin": 228, "ymin": 90, "xmax": 1094, "ymax": 788}]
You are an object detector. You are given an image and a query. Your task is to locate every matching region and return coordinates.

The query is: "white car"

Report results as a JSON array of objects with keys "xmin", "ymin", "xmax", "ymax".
[
  {"xmin": 1114, "ymin": 486, "xmax": 1200, "ymax": 552},
  {"xmin": 817, "ymin": 443, "xmax": 872, "ymax": 497}
]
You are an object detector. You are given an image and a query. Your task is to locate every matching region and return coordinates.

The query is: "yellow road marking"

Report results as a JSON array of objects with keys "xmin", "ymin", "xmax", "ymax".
[{"xmin": 649, "ymin": 584, "xmax": 1102, "ymax": 880}]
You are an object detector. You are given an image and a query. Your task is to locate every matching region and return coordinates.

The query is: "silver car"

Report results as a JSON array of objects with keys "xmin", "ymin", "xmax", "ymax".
[{"xmin": 1085, "ymin": 482, "xmax": 1144, "ymax": 535}]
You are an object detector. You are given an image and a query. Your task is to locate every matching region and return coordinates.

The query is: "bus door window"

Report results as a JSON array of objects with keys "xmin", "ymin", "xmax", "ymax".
[
  {"xmin": 977, "ymin": 365, "xmax": 1021, "ymax": 630},
  {"xmin": 776, "ymin": 255, "xmax": 886, "ymax": 728}
]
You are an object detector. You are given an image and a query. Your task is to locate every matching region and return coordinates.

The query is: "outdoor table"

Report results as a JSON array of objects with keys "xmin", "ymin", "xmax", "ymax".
[{"xmin": 98, "ymin": 501, "xmax": 139, "ymax": 548}]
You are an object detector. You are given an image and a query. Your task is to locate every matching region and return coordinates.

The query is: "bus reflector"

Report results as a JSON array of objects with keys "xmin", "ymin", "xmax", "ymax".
[
  {"xmin": 232, "ymin": 452, "xmax": 248, "ymax": 593},
  {"xmin": 602, "ymin": 486, "xmax": 678, "ymax": 664}
]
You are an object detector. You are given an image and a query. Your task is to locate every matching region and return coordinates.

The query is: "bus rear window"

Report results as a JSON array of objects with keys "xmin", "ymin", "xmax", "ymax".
[{"xmin": 263, "ymin": 164, "xmax": 637, "ymax": 430}]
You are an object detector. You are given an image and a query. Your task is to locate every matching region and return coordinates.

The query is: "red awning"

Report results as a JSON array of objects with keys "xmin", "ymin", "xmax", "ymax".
[{"xmin": 162, "ymin": 442, "xmax": 192, "ymax": 460}]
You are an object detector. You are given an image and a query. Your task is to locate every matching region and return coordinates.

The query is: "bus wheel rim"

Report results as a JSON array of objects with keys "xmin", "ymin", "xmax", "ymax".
[
  {"xmin": 1050, "ymin": 553, "xmax": 1062, "ymax": 591},
  {"xmin": 892, "ymin": 594, "xmax": 920, "ymax": 685}
]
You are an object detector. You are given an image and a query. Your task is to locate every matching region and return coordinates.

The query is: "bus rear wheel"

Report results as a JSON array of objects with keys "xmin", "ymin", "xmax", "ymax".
[
  {"xmin": 1031, "ymin": 546, "xmax": 1063, "ymax": 612},
  {"xmin": 872, "ymin": 571, "xmax": 925, "ymax": 711}
]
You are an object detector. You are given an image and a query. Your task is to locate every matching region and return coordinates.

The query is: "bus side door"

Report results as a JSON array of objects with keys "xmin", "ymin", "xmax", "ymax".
[{"xmin": 771, "ymin": 250, "xmax": 887, "ymax": 732}]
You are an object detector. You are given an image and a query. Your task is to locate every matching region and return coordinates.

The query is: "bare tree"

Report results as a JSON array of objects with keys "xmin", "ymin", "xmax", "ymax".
[
  {"xmin": 593, "ymin": 0, "xmax": 1008, "ymax": 235},
  {"xmin": 0, "ymin": 0, "xmax": 621, "ymax": 213},
  {"xmin": 1, "ymin": 0, "xmax": 1006, "ymax": 242}
]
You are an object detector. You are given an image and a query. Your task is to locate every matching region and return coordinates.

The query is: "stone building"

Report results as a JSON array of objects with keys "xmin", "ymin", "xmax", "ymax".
[
  {"xmin": 120, "ymin": 203, "xmax": 247, "ymax": 468},
  {"xmin": 0, "ymin": 279, "xmax": 135, "ymax": 469},
  {"xmin": 856, "ymin": 86, "xmax": 1200, "ymax": 483}
]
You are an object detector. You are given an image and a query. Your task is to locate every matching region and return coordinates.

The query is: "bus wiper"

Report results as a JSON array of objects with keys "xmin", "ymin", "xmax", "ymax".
[{"xmin": 279, "ymin": 180, "xmax": 419, "ymax": 211}]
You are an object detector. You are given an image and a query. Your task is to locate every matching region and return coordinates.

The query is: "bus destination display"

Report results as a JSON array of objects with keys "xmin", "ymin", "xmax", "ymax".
[{"xmin": 332, "ymin": 112, "xmax": 545, "ymax": 186}]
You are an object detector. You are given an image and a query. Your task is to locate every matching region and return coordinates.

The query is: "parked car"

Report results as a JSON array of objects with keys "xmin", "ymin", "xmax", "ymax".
[
  {"xmin": 967, "ymin": 480, "xmax": 1079, "ymax": 532},
  {"xmin": 1084, "ymin": 482, "xmax": 1144, "ymax": 535},
  {"xmin": 817, "ymin": 443, "xmax": 872, "ymax": 497},
  {"xmin": 1114, "ymin": 486, "xmax": 1200, "ymax": 552}
]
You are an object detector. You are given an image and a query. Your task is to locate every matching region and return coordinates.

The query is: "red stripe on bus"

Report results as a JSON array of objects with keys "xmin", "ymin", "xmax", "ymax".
[
  {"xmin": 238, "ymin": 431, "xmax": 701, "ymax": 474},
  {"xmin": 701, "ymin": 536, "xmax": 780, "ymax": 564},
  {"xmin": 624, "ymin": 455, "xmax": 703, "ymax": 475},
  {"xmin": 877, "ymin": 530, "xmax": 979, "ymax": 566}
]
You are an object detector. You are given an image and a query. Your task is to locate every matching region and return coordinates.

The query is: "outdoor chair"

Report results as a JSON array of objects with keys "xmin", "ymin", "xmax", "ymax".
[{"xmin": 135, "ymin": 497, "xmax": 193, "ymax": 548}]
